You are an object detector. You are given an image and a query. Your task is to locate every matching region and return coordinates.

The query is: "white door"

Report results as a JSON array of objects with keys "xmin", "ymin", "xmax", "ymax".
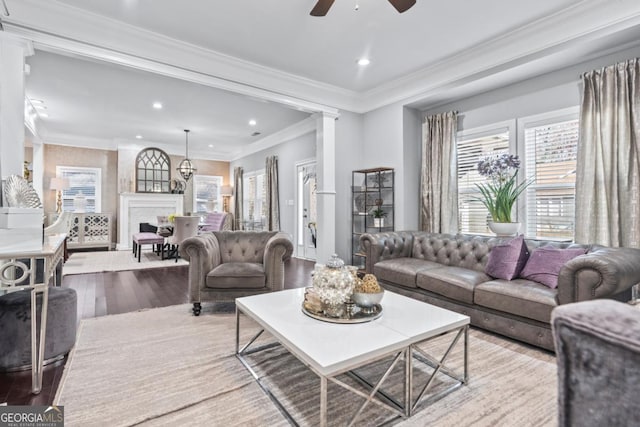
[{"xmin": 296, "ymin": 161, "xmax": 317, "ymax": 260}]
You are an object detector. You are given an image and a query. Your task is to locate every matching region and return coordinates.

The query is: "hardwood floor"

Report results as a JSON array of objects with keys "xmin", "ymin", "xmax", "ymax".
[{"xmin": 0, "ymin": 256, "xmax": 314, "ymax": 406}]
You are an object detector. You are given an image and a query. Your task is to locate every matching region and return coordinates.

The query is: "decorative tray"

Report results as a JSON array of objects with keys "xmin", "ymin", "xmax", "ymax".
[{"xmin": 301, "ymin": 303, "xmax": 382, "ymax": 324}]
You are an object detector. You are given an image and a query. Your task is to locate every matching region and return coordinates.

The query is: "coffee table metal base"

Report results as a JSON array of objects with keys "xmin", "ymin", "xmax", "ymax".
[{"xmin": 235, "ymin": 308, "xmax": 469, "ymax": 427}]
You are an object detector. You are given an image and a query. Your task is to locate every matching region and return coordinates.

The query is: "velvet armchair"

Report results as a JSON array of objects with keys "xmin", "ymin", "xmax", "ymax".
[
  {"xmin": 180, "ymin": 230, "xmax": 293, "ymax": 315},
  {"xmin": 552, "ymin": 299, "xmax": 640, "ymax": 426}
]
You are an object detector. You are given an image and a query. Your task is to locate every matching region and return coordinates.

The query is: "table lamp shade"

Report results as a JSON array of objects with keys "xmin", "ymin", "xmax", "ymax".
[
  {"xmin": 49, "ymin": 177, "xmax": 70, "ymax": 191},
  {"xmin": 221, "ymin": 185, "xmax": 233, "ymax": 196}
]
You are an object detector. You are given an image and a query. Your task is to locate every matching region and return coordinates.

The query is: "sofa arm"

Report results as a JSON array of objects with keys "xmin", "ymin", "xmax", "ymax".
[
  {"xmin": 263, "ymin": 232, "xmax": 294, "ymax": 291},
  {"xmin": 557, "ymin": 247, "xmax": 640, "ymax": 305},
  {"xmin": 359, "ymin": 232, "xmax": 415, "ymax": 274},
  {"xmin": 180, "ymin": 233, "xmax": 222, "ymax": 302}
]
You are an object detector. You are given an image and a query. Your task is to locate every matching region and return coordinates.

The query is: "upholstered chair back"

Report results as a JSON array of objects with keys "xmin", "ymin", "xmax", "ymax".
[
  {"xmin": 200, "ymin": 212, "xmax": 232, "ymax": 232},
  {"xmin": 169, "ymin": 216, "xmax": 199, "ymax": 245},
  {"xmin": 213, "ymin": 231, "xmax": 277, "ymax": 263}
]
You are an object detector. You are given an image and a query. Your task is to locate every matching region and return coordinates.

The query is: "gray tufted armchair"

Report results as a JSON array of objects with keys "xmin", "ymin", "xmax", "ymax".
[{"xmin": 180, "ymin": 230, "xmax": 293, "ymax": 315}]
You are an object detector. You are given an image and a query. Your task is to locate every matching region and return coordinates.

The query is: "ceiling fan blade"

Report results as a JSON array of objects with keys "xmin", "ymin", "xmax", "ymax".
[
  {"xmin": 310, "ymin": 0, "xmax": 335, "ymax": 16},
  {"xmin": 388, "ymin": 0, "xmax": 416, "ymax": 13}
]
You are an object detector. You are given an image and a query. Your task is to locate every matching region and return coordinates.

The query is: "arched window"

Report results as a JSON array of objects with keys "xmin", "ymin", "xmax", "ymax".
[{"xmin": 135, "ymin": 148, "xmax": 171, "ymax": 193}]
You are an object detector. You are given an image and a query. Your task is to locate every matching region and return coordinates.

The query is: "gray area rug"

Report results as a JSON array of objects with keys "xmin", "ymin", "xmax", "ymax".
[
  {"xmin": 55, "ymin": 304, "xmax": 557, "ymax": 426},
  {"xmin": 63, "ymin": 250, "xmax": 188, "ymax": 275}
]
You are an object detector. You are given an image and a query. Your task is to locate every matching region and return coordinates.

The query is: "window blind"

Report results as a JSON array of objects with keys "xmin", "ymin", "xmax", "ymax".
[
  {"xmin": 193, "ymin": 175, "xmax": 222, "ymax": 213},
  {"xmin": 524, "ymin": 119, "xmax": 578, "ymax": 240},
  {"xmin": 457, "ymin": 130, "xmax": 510, "ymax": 234},
  {"xmin": 58, "ymin": 166, "xmax": 101, "ymax": 213},
  {"xmin": 242, "ymin": 171, "xmax": 266, "ymax": 220}
]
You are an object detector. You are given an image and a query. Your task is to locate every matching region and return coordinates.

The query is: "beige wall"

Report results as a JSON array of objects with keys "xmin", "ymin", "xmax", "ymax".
[
  {"xmin": 43, "ymin": 144, "xmax": 229, "ymax": 245},
  {"xmin": 178, "ymin": 155, "xmax": 230, "ymax": 214},
  {"xmin": 43, "ymin": 145, "xmax": 118, "ymax": 233}
]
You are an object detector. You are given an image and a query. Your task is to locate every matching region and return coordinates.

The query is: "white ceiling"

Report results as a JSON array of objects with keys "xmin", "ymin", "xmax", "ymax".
[
  {"xmin": 5, "ymin": 0, "xmax": 640, "ymax": 159},
  {"xmin": 47, "ymin": 0, "xmax": 583, "ymax": 92},
  {"xmin": 25, "ymin": 50, "xmax": 310, "ymax": 159}
]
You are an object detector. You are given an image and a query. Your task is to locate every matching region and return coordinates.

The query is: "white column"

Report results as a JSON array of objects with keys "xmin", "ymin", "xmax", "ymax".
[
  {"xmin": 0, "ymin": 33, "xmax": 33, "ymax": 184},
  {"xmin": 32, "ymin": 138, "xmax": 45, "ymax": 201},
  {"xmin": 315, "ymin": 112, "xmax": 339, "ymax": 264}
]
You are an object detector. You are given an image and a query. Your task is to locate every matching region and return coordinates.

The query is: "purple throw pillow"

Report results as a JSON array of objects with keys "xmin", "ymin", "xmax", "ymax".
[
  {"xmin": 519, "ymin": 247, "xmax": 587, "ymax": 289},
  {"xmin": 485, "ymin": 235, "xmax": 530, "ymax": 280}
]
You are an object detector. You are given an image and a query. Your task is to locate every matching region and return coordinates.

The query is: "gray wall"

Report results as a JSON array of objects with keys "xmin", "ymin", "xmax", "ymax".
[
  {"xmin": 335, "ymin": 111, "xmax": 365, "ymax": 261},
  {"xmin": 229, "ymin": 43, "xmax": 640, "ymax": 262},
  {"xmin": 230, "ymin": 132, "xmax": 316, "ymax": 242},
  {"xmin": 423, "ymin": 45, "xmax": 640, "ymax": 130}
]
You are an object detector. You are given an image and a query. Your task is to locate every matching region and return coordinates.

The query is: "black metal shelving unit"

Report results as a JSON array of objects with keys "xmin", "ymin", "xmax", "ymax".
[{"xmin": 351, "ymin": 167, "xmax": 395, "ymax": 270}]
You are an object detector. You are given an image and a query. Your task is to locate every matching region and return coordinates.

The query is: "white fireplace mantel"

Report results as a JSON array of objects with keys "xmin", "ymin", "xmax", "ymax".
[{"xmin": 117, "ymin": 193, "xmax": 184, "ymax": 250}]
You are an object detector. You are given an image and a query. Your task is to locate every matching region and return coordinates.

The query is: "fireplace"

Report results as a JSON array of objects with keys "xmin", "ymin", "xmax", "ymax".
[{"xmin": 117, "ymin": 193, "xmax": 184, "ymax": 250}]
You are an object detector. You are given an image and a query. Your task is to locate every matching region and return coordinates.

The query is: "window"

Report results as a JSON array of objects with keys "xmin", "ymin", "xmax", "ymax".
[
  {"xmin": 135, "ymin": 147, "xmax": 171, "ymax": 193},
  {"xmin": 457, "ymin": 124, "xmax": 512, "ymax": 234},
  {"xmin": 243, "ymin": 170, "xmax": 265, "ymax": 222},
  {"xmin": 454, "ymin": 108, "xmax": 579, "ymax": 241},
  {"xmin": 520, "ymin": 110, "xmax": 579, "ymax": 240},
  {"xmin": 193, "ymin": 175, "xmax": 223, "ymax": 214},
  {"xmin": 56, "ymin": 166, "xmax": 102, "ymax": 213}
]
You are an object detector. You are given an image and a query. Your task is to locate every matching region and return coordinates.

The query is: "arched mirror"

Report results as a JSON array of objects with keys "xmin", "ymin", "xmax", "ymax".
[{"xmin": 135, "ymin": 148, "xmax": 171, "ymax": 193}]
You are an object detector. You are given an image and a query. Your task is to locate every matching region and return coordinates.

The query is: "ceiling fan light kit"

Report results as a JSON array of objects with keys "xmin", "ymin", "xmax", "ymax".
[
  {"xmin": 177, "ymin": 129, "xmax": 197, "ymax": 182},
  {"xmin": 310, "ymin": 0, "xmax": 416, "ymax": 16}
]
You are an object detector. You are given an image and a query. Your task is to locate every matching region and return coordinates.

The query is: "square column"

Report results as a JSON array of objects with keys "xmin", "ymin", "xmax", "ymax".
[
  {"xmin": 0, "ymin": 33, "xmax": 33, "ymax": 183},
  {"xmin": 315, "ymin": 112, "xmax": 338, "ymax": 264}
]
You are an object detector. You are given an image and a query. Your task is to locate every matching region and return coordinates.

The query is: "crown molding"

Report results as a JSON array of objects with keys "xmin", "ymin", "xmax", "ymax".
[
  {"xmin": 230, "ymin": 117, "xmax": 316, "ymax": 161},
  {"xmin": 43, "ymin": 133, "xmax": 118, "ymax": 151},
  {"xmin": 4, "ymin": 0, "xmax": 346, "ymax": 114},
  {"xmin": 5, "ymin": 0, "xmax": 640, "ymax": 115},
  {"xmin": 360, "ymin": 0, "xmax": 640, "ymax": 111},
  {"xmin": 42, "ymin": 133, "xmax": 234, "ymax": 161}
]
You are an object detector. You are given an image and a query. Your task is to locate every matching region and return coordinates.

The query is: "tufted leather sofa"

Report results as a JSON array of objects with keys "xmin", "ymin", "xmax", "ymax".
[
  {"xmin": 180, "ymin": 230, "xmax": 293, "ymax": 315},
  {"xmin": 360, "ymin": 231, "xmax": 640, "ymax": 351}
]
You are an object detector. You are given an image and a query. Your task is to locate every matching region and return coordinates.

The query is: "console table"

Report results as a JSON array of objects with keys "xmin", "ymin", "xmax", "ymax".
[
  {"xmin": 0, "ymin": 233, "xmax": 66, "ymax": 394},
  {"xmin": 47, "ymin": 212, "xmax": 112, "ymax": 250}
]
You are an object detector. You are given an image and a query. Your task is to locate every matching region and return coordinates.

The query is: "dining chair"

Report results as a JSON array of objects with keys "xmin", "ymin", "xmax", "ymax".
[
  {"xmin": 166, "ymin": 216, "xmax": 199, "ymax": 262},
  {"xmin": 199, "ymin": 212, "xmax": 233, "ymax": 233},
  {"xmin": 156, "ymin": 215, "xmax": 173, "ymax": 237}
]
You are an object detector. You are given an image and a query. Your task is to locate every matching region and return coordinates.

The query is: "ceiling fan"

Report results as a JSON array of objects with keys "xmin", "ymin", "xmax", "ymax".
[{"xmin": 310, "ymin": 0, "xmax": 416, "ymax": 16}]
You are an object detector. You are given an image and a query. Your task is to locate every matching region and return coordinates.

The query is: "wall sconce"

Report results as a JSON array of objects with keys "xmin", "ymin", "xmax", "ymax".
[
  {"xmin": 49, "ymin": 177, "xmax": 70, "ymax": 214},
  {"xmin": 221, "ymin": 185, "xmax": 233, "ymax": 213}
]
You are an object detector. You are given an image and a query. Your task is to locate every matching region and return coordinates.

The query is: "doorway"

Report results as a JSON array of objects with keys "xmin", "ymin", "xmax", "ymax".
[{"xmin": 295, "ymin": 160, "xmax": 317, "ymax": 261}]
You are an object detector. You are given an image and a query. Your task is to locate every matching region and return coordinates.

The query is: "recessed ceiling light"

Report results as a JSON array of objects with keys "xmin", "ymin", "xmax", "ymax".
[
  {"xmin": 152, "ymin": 102, "xmax": 163, "ymax": 109},
  {"xmin": 208, "ymin": 144, "xmax": 213, "ymax": 148},
  {"xmin": 357, "ymin": 58, "xmax": 371, "ymax": 66},
  {"xmin": 39, "ymin": 113, "xmax": 49, "ymax": 118},
  {"xmin": 136, "ymin": 135, "xmax": 143, "ymax": 139},
  {"xmin": 249, "ymin": 119, "xmax": 257, "ymax": 126}
]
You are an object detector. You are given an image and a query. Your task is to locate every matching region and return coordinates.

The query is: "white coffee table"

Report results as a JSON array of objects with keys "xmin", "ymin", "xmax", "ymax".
[{"xmin": 235, "ymin": 288, "xmax": 470, "ymax": 427}]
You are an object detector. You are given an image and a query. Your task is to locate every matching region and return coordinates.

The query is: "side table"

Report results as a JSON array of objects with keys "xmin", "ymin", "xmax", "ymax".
[{"xmin": 0, "ymin": 233, "xmax": 66, "ymax": 394}]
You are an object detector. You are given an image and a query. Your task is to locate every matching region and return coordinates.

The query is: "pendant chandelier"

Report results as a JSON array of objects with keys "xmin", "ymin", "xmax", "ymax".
[{"xmin": 177, "ymin": 129, "xmax": 197, "ymax": 181}]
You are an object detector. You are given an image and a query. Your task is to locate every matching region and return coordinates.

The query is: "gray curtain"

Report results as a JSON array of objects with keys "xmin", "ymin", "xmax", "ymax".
[
  {"xmin": 233, "ymin": 166, "xmax": 244, "ymax": 230},
  {"xmin": 265, "ymin": 156, "xmax": 280, "ymax": 231},
  {"xmin": 575, "ymin": 58, "xmax": 640, "ymax": 247},
  {"xmin": 420, "ymin": 111, "xmax": 459, "ymax": 233}
]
